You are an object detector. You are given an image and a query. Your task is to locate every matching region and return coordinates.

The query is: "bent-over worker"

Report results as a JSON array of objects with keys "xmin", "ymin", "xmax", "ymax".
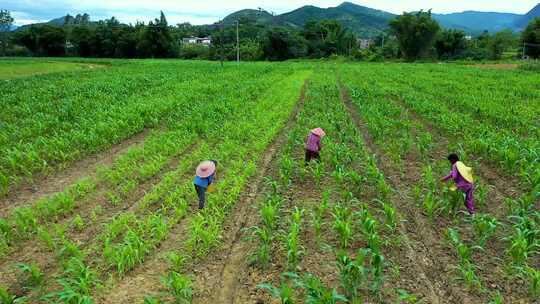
[
  {"xmin": 193, "ymin": 160, "xmax": 218, "ymax": 209},
  {"xmin": 305, "ymin": 127, "xmax": 326, "ymax": 164},
  {"xmin": 441, "ymin": 153, "xmax": 475, "ymax": 215}
]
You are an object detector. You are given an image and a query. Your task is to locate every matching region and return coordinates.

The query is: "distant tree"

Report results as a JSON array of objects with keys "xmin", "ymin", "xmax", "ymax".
[
  {"xmin": 263, "ymin": 27, "xmax": 306, "ymax": 61},
  {"xmin": 302, "ymin": 20, "xmax": 356, "ymax": 57},
  {"xmin": 0, "ymin": 9, "xmax": 14, "ymax": 56},
  {"xmin": 389, "ymin": 10, "xmax": 440, "ymax": 61},
  {"xmin": 71, "ymin": 25, "xmax": 94, "ymax": 57},
  {"xmin": 13, "ymin": 25, "xmax": 66, "ymax": 56},
  {"xmin": 489, "ymin": 30, "xmax": 515, "ymax": 59},
  {"xmin": 137, "ymin": 11, "xmax": 176, "ymax": 58},
  {"xmin": 522, "ymin": 18, "xmax": 540, "ymax": 59},
  {"xmin": 435, "ymin": 29, "xmax": 466, "ymax": 59}
]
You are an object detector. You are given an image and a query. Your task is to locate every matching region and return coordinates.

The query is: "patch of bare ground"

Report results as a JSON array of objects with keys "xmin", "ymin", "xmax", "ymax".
[
  {"xmin": 338, "ymin": 80, "xmax": 466, "ymax": 304},
  {"xmin": 0, "ymin": 141, "xmax": 199, "ymax": 300},
  {"xmin": 0, "ymin": 128, "xmax": 152, "ymax": 218}
]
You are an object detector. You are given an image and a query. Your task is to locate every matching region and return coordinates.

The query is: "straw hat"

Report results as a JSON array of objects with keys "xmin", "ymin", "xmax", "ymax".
[
  {"xmin": 196, "ymin": 161, "xmax": 216, "ymax": 178},
  {"xmin": 456, "ymin": 161, "xmax": 474, "ymax": 183},
  {"xmin": 311, "ymin": 127, "xmax": 326, "ymax": 137}
]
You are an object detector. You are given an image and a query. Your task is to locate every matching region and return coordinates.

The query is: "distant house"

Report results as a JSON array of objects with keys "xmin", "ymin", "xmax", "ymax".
[
  {"xmin": 182, "ymin": 37, "xmax": 212, "ymax": 46},
  {"xmin": 358, "ymin": 39, "xmax": 373, "ymax": 49},
  {"xmin": 465, "ymin": 35, "xmax": 473, "ymax": 41}
]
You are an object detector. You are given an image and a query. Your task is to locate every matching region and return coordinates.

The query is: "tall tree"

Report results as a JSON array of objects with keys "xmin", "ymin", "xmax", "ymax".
[
  {"xmin": 137, "ymin": 11, "xmax": 176, "ymax": 58},
  {"xmin": 13, "ymin": 25, "xmax": 66, "ymax": 56},
  {"xmin": 0, "ymin": 9, "xmax": 14, "ymax": 56},
  {"xmin": 435, "ymin": 29, "xmax": 466, "ymax": 59},
  {"xmin": 263, "ymin": 27, "xmax": 306, "ymax": 61},
  {"xmin": 522, "ymin": 18, "xmax": 540, "ymax": 59},
  {"xmin": 389, "ymin": 10, "xmax": 440, "ymax": 61}
]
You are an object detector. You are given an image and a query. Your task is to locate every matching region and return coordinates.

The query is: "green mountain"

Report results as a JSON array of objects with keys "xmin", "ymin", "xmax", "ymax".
[
  {"xmin": 432, "ymin": 11, "xmax": 521, "ymax": 34},
  {"xmin": 222, "ymin": 9, "xmax": 274, "ymax": 25},
  {"xmin": 16, "ymin": 14, "xmax": 91, "ymax": 31},
  {"xmin": 222, "ymin": 2, "xmax": 394, "ymax": 37},
  {"xmin": 276, "ymin": 2, "xmax": 394, "ymax": 36},
  {"xmin": 516, "ymin": 4, "xmax": 540, "ymax": 29},
  {"xmin": 221, "ymin": 2, "xmax": 540, "ymax": 35}
]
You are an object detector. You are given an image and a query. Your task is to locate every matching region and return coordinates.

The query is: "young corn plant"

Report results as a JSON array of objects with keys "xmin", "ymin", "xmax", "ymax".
[
  {"xmin": 445, "ymin": 228, "xmax": 482, "ymax": 289},
  {"xmin": 336, "ymin": 249, "xmax": 369, "ymax": 301},
  {"xmin": 505, "ymin": 215, "xmax": 540, "ymax": 267},
  {"xmin": 312, "ymin": 192, "xmax": 330, "ymax": 242},
  {"xmin": 16, "ymin": 262, "xmax": 44, "ymax": 290},
  {"xmin": 332, "ymin": 203, "xmax": 353, "ymax": 249},
  {"xmin": 471, "ymin": 214, "xmax": 499, "ymax": 248},
  {"xmin": 285, "ymin": 208, "xmax": 304, "ymax": 270},
  {"xmin": 248, "ymin": 226, "xmax": 273, "ymax": 269},
  {"xmin": 167, "ymin": 252, "xmax": 189, "ymax": 272},
  {"xmin": 257, "ymin": 280, "xmax": 295, "ymax": 304},
  {"xmin": 143, "ymin": 296, "xmax": 162, "ymax": 304},
  {"xmin": 279, "ymin": 155, "xmax": 294, "ymax": 187},
  {"xmin": 161, "ymin": 271, "xmax": 193, "ymax": 304},
  {"xmin": 288, "ymin": 272, "xmax": 348, "ymax": 304},
  {"xmin": 370, "ymin": 250, "xmax": 385, "ymax": 293},
  {"xmin": 521, "ymin": 266, "xmax": 540, "ymax": 299},
  {"xmin": 311, "ymin": 162, "xmax": 325, "ymax": 188},
  {"xmin": 396, "ymin": 289, "xmax": 419, "ymax": 304},
  {"xmin": 0, "ymin": 285, "xmax": 25, "ymax": 304},
  {"xmin": 51, "ymin": 257, "xmax": 98, "ymax": 304},
  {"xmin": 376, "ymin": 199, "xmax": 397, "ymax": 233}
]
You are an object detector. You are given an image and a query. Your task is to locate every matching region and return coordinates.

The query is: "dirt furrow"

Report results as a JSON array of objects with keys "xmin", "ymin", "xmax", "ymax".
[
  {"xmin": 192, "ymin": 80, "xmax": 308, "ymax": 304},
  {"xmin": 0, "ymin": 129, "xmax": 152, "ymax": 218},
  {"xmin": 338, "ymin": 80, "xmax": 459, "ymax": 304}
]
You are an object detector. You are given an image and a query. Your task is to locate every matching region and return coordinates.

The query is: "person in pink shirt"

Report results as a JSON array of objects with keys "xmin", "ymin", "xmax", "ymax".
[
  {"xmin": 441, "ymin": 153, "xmax": 476, "ymax": 215},
  {"xmin": 305, "ymin": 128, "xmax": 326, "ymax": 164}
]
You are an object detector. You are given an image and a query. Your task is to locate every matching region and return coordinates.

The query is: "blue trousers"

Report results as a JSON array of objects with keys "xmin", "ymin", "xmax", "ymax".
[{"xmin": 194, "ymin": 184, "xmax": 206, "ymax": 209}]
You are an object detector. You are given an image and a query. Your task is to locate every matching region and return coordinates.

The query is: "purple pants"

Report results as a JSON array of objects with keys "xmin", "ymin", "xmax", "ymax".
[{"xmin": 462, "ymin": 186, "xmax": 475, "ymax": 214}]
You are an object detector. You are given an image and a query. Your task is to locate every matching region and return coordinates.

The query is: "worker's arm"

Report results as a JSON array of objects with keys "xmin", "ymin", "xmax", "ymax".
[{"xmin": 441, "ymin": 165, "xmax": 457, "ymax": 182}]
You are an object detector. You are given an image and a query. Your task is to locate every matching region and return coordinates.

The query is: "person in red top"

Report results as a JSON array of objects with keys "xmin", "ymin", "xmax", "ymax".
[
  {"xmin": 305, "ymin": 128, "xmax": 325, "ymax": 164},
  {"xmin": 441, "ymin": 153, "xmax": 476, "ymax": 215}
]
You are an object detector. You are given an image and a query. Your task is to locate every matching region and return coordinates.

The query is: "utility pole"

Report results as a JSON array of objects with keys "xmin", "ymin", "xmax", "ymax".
[
  {"xmin": 236, "ymin": 20, "xmax": 240, "ymax": 64},
  {"xmin": 381, "ymin": 35, "xmax": 385, "ymax": 48},
  {"xmin": 219, "ymin": 20, "xmax": 224, "ymax": 67},
  {"xmin": 522, "ymin": 42, "xmax": 526, "ymax": 60}
]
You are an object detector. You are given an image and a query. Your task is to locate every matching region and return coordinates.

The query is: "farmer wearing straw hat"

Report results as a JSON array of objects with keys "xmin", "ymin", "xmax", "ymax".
[
  {"xmin": 194, "ymin": 160, "xmax": 218, "ymax": 209},
  {"xmin": 441, "ymin": 154, "xmax": 476, "ymax": 215},
  {"xmin": 305, "ymin": 127, "xmax": 326, "ymax": 164}
]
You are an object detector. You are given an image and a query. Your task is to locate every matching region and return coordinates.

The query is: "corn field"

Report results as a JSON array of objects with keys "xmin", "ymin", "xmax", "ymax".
[{"xmin": 0, "ymin": 59, "xmax": 538, "ymax": 303}]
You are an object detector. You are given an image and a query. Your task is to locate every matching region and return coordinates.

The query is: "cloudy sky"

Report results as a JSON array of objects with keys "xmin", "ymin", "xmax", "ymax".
[{"xmin": 4, "ymin": 0, "xmax": 539, "ymax": 26}]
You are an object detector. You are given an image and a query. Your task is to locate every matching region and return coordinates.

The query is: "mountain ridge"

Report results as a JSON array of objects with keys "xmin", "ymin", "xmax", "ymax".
[{"xmin": 10, "ymin": 2, "xmax": 540, "ymax": 35}]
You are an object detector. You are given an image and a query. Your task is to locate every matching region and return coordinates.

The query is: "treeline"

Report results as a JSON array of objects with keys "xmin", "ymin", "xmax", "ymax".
[{"xmin": 1, "ymin": 9, "xmax": 540, "ymax": 61}]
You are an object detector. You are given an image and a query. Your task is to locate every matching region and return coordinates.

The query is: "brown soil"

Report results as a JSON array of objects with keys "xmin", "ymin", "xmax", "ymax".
[{"xmin": 0, "ymin": 129, "xmax": 152, "ymax": 218}]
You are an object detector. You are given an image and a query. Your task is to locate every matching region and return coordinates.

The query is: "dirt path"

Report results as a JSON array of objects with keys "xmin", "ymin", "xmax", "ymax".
[
  {"xmin": 0, "ymin": 129, "xmax": 152, "ymax": 217},
  {"xmin": 191, "ymin": 80, "xmax": 308, "ymax": 304},
  {"xmin": 338, "ymin": 80, "xmax": 465, "ymax": 304}
]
